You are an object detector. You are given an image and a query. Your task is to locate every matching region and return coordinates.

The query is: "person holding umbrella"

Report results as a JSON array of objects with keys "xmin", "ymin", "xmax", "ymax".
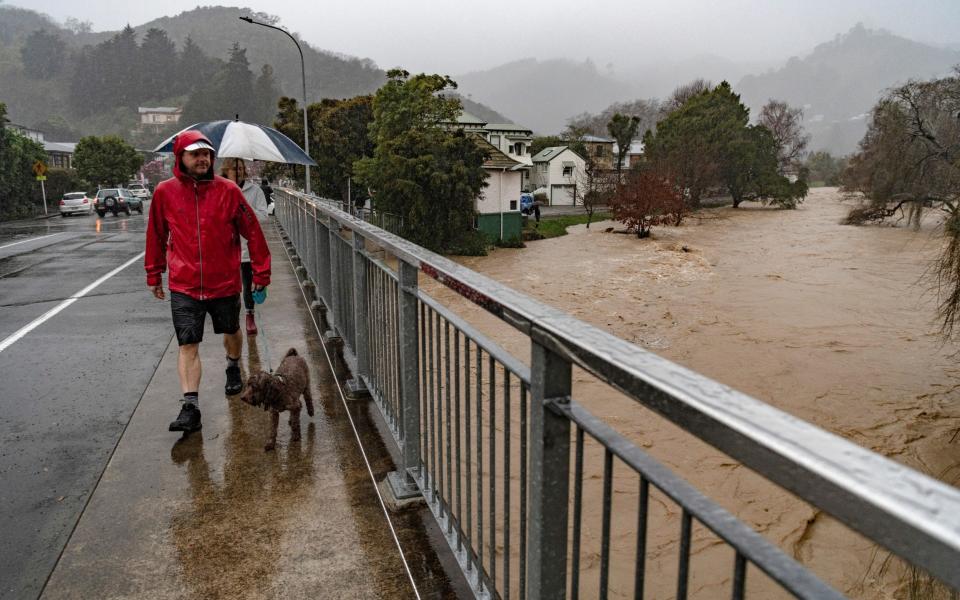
[
  {"xmin": 221, "ymin": 159, "xmax": 270, "ymax": 335},
  {"xmin": 145, "ymin": 131, "xmax": 271, "ymax": 434}
]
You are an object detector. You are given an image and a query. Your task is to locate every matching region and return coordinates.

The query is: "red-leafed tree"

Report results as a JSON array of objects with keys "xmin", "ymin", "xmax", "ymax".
[{"xmin": 610, "ymin": 167, "xmax": 685, "ymax": 238}]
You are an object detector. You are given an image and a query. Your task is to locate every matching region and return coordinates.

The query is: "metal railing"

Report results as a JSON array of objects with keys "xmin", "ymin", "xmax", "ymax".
[{"xmin": 274, "ymin": 188, "xmax": 960, "ymax": 599}]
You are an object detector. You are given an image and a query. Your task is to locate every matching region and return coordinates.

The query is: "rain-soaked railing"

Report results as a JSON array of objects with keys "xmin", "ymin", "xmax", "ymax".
[{"xmin": 273, "ymin": 188, "xmax": 960, "ymax": 600}]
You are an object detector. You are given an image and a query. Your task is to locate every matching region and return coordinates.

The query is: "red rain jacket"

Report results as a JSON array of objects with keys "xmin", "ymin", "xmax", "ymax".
[{"xmin": 145, "ymin": 130, "xmax": 271, "ymax": 300}]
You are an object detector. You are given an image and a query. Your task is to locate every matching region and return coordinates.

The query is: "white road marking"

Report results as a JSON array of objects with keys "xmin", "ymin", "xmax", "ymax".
[
  {"xmin": 0, "ymin": 252, "xmax": 145, "ymax": 354},
  {"xmin": 0, "ymin": 232, "xmax": 64, "ymax": 251}
]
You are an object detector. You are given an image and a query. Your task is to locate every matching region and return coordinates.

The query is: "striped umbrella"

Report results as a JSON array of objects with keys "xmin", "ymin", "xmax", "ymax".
[{"xmin": 153, "ymin": 119, "xmax": 317, "ymax": 166}]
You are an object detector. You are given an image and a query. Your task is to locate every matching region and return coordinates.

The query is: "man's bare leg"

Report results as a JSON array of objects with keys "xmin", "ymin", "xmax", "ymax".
[
  {"xmin": 178, "ymin": 343, "xmax": 201, "ymax": 394},
  {"xmin": 223, "ymin": 330, "xmax": 242, "ymax": 360}
]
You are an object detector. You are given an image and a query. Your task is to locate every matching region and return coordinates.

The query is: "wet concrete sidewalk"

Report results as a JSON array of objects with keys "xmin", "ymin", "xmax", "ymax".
[{"xmin": 40, "ymin": 221, "xmax": 461, "ymax": 599}]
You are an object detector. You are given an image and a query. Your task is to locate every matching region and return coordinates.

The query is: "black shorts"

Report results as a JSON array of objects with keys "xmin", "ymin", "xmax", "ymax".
[{"xmin": 170, "ymin": 292, "xmax": 241, "ymax": 345}]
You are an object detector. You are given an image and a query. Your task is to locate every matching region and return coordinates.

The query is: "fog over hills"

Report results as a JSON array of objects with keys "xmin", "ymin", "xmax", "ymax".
[
  {"xmin": 2, "ymin": 4, "xmax": 958, "ymax": 157},
  {"xmin": 455, "ymin": 58, "xmax": 638, "ymax": 136},
  {"xmin": 737, "ymin": 24, "xmax": 960, "ymax": 154}
]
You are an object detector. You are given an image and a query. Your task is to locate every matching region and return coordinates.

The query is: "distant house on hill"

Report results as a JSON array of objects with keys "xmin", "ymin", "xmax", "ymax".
[
  {"xmin": 531, "ymin": 146, "xmax": 587, "ymax": 206},
  {"xmin": 139, "ymin": 107, "xmax": 182, "ymax": 132}
]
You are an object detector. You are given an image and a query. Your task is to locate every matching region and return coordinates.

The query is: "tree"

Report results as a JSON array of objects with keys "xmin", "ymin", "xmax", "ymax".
[
  {"xmin": 182, "ymin": 43, "xmax": 255, "ymax": 124},
  {"xmin": 841, "ymin": 69, "xmax": 960, "ymax": 337},
  {"xmin": 573, "ymin": 157, "xmax": 615, "ymax": 228},
  {"xmin": 253, "ymin": 64, "xmax": 281, "ymax": 126},
  {"xmin": 805, "ymin": 151, "xmax": 846, "ymax": 186},
  {"xmin": 566, "ymin": 98, "xmax": 661, "ymax": 140},
  {"xmin": 139, "ymin": 28, "xmax": 177, "ymax": 101},
  {"xmin": 759, "ymin": 99, "xmax": 810, "ymax": 173},
  {"xmin": 20, "ymin": 29, "xmax": 66, "ymax": 79},
  {"xmin": 610, "ymin": 166, "xmax": 685, "ymax": 238},
  {"xmin": 74, "ymin": 136, "xmax": 143, "ymax": 186},
  {"xmin": 645, "ymin": 82, "xmax": 802, "ymax": 209},
  {"xmin": 177, "ymin": 36, "xmax": 217, "ymax": 96},
  {"xmin": 353, "ymin": 69, "xmax": 488, "ymax": 253},
  {"xmin": 607, "ymin": 112, "xmax": 640, "ymax": 183},
  {"xmin": 275, "ymin": 95, "xmax": 375, "ymax": 202},
  {"xmin": 0, "ymin": 103, "xmax": 48, "ymax": 219},
  {"xmin": 663, "ymin": 78, "xmax": 713, "ymax": 114}
]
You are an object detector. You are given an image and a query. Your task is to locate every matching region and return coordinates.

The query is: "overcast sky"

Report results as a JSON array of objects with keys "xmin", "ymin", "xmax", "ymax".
[{"xmin": 7, "ymin": 0, "xmax": 960, "ymax": 73}]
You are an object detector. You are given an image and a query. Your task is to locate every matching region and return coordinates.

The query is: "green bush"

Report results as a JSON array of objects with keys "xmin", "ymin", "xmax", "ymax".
[{"xmin": 447, "ymin": 229, "xmax": 490, "ymax": 256}]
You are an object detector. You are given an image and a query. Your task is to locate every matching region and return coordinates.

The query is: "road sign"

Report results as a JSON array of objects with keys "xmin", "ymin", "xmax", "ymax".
[
  {"xmin": 32, "ymin": 161, "xmax": 47, "ymax": 177},
  {"xmin": 35, "ymin": 175, "xmax": 47, "ymax": 181}
]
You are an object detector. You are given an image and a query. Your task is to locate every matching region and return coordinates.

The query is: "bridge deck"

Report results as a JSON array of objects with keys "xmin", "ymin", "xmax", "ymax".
[{"xmin": 41, "ymin": 223, "xmax": 457, "ymax": 599}]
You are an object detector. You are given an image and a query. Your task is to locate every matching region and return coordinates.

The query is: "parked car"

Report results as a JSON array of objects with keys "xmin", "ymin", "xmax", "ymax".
[
  {"xmin": 520, "ymin": 192, "xmax": 535, "ymax": 215},
  {"xmin": 127, "ymin": 182, "xmax": 151, "ymax": 200},
  {"xmin": 59, "ymin": 191, "xmax": 94, "ymax": 217},
  {"xmin": 95, "ymin": 188, "xmax": 142, "ymax": 217}
]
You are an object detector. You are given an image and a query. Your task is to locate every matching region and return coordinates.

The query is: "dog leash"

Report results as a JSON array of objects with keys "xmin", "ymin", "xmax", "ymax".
[{"xmin": 255, "ymin": 310, "xmax": 274, "ymax": 374}]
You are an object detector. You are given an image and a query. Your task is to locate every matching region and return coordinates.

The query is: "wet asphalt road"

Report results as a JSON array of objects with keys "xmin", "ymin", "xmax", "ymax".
[{"xmin": 0, "ymin": 208, "xmax": 172, "ymax": 600}]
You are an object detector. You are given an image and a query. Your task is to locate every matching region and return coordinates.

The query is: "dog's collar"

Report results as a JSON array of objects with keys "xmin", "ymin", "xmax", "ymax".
[{"xmin": 273, "ymin": 374, "xmax": 285, "ymax": 385}]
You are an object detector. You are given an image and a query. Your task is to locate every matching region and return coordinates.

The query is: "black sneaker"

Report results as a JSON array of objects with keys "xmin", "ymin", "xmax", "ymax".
[
  {"xmin": 169, "ymin": 403, "xmax": 202, "ymax": 432},
  {"xmin": 225, "ymin": 365, "xmax": 243, "ymax": 395}
]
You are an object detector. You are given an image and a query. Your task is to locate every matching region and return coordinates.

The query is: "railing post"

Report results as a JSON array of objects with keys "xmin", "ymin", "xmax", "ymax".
[
  {"xmin": 527, "ymin": 340, "xmax": 572, "ymax": 599},
  {"xmin": 326, "ymin": 216, "xmax": 342, "ymax": 342},
  {"xmin": 346, "ymin": 231, "xmax": 370, "ymax": 398},
  {"xmin": 386, "ymin": 260, "xmax": 423, "ymax": 501}
]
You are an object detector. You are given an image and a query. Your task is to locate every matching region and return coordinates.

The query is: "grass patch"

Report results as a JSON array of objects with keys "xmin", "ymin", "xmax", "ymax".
[{"xmin": 526, "ymin": 212, "xmax": 612, "ymax": 239}]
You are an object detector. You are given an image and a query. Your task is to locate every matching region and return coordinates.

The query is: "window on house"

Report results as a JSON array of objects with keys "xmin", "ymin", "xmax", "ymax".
[
  {"xmin": 595, "ymin": 145, "xmax": 605, "ymax": 156},
  {"xmin": 490, "ymin": 135, "xmax": 500, "ymax": 147},
  {"xmin": 509, "ymin": 200, "xmax": 517, "ymax": 210},
  {"xmin": 562, "ymin": 165, "xmax": 573, "ymax": 176}
]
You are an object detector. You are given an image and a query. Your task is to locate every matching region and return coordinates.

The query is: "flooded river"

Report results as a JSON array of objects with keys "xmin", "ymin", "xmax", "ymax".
[{"xmin": 426, "ymin": 187, "xmax": 959, "ymax": 598}]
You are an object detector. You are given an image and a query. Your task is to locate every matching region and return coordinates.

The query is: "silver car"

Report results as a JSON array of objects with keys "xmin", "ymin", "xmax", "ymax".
[
  {"xmin": 127, "ymin": 183, "xmax": 151, "ymax": 200},
  {"xmin": 59, "ymin": 191, "xmax": 94, "ymax": 217}
]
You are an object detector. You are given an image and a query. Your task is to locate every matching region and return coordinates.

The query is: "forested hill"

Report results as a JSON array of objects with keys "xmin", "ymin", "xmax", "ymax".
[
  {"xmin": 736, "ymin": 24, "xmax": 960, "ymax": 155},
  {"xmin": 0, "ymin": 5, "xmax": 387, "ymax": 143},
  {"xmin": 88, "ymin": 7, "xmax": 387, "ymax": 103}
]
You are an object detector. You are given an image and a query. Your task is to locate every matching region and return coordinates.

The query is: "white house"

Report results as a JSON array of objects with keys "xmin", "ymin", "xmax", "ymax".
[
  {"xmin": 448, "ymin": 112, "xmax": 535, "ymax": 191},
  {"xmin": 138, "ymin": 107, "xmax": 182, "ymax": 131},
  {"xmin": 474, "ymin": 136, "xmax": 523, "ymax": 241},
  {"xmin": 530, "ymin": 146, "xmax": 587, "ymax": 206}
]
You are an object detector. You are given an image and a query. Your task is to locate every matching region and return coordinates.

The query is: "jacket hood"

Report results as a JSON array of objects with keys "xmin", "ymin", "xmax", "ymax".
[{"xmin": 173, "ymin": 130, "xmax": 216, "ymax": 180}]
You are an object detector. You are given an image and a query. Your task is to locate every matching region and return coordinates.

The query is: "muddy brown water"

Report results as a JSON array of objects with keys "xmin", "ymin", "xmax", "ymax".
[{"xmin": 417, "ymin": 188, "xmax": 960, "ymax": 599}]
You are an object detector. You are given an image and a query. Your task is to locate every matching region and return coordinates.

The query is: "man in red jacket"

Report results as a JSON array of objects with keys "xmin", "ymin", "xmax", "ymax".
[{"xmin": 145, "ymin": 130, "xmax": 271, "ymax": 433}]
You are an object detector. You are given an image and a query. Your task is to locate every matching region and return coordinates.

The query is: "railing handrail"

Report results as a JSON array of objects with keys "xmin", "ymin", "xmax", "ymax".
[{"xmin": 279, "ymin": 188, "xmax": 960, "ymax": 590}]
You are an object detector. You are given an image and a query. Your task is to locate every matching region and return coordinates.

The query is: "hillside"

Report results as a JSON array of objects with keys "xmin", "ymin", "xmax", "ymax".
[
  {"xmin": 456, "ymin": 58, "xmax": 636, "ymax": 135},
  {"xmin": 737, "ymin": 24, "xmax": 960, "ymax": 154},
  {"xmin": 89, "ymin": 7, "xmax": 386, "ymax": 102},
  {"xmin": 0, "ymin": 5, "xmax": 387, "ymax": 137}
]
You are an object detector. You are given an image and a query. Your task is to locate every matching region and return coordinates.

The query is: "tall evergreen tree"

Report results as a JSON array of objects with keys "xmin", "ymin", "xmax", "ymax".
[
  {"xmin": 139, "ymin": 28, "xmax": 177, "ymax": 102},
  {"xmin": 253, "ymin": 64, "xmax": 280, "ymax": 125},
  {"xmin": 20, "ymin": 29, "xmax": 66, "ymax": 79},
  {"xmin": 177, "ymin": 36, "xmax": 215, "ymax": 95},
  {"xmin": 182, "ymin": 44, "xmax": 255, "ymax": 124},
  {"xmin": 105, "ymin": 26, "xmax": 141, "ymax": 108}
]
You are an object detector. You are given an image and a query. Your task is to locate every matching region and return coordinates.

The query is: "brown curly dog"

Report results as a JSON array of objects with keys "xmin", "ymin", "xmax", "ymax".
[{"xmin": 239, "ymin": 348, "xmax": 315, "ymax": 451}]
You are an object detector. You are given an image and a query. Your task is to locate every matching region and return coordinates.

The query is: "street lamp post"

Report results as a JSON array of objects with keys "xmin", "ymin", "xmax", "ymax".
[{"xmin": 239, "ymin": 15, "xmax": 311, "ymax": 195}]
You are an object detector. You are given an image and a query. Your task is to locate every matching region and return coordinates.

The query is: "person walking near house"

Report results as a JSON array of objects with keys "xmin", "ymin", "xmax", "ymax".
[
  {"xmin": 145, "ymin": 131, "xmax": 271, "ymax": 434},
  {"xmin": 221, "ymin": 159, "xmax": 270, "ymax": 335},
  {"xmin": 261, "ymin": 177, "xmax": 273, "ymax": 205}
]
